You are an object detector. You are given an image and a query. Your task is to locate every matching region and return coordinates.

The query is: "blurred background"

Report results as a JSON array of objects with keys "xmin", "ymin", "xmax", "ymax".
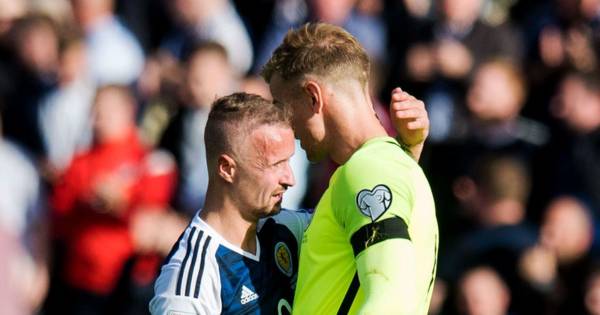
[{"xmin": 1, "ymin": 0, "xmax": 600, "ymax": 314}]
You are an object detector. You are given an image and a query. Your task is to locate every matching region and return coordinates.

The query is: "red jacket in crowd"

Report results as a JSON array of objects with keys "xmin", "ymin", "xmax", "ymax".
[{"xmin": 52, "ymin": 130, "xmax": 176, "ymax": 294}]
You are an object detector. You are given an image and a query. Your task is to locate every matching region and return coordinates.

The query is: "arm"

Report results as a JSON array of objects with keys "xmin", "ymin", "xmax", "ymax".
[
  {"xmin": 390, "ymin": 88, "xmax": 429, "ymax": 162},
  {"xmin": 356, "ymin": 239, "xmax": 418, "ymax": 315},
  {"xmin": 149, "ymin": 227, "xmax": 220, "ymax": 315},
  {"xmin": 150, "ymin": 294, "xmax": 215, "ymax": 315},
  {"xmin": 334, "ymin": 155, "xmax": 419, "ymax": 314}
]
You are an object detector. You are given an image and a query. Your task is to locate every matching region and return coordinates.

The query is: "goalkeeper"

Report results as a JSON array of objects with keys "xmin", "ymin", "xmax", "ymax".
[{"xmin": 263, "ymin": 23, "xmax": 438, "ymax": 315}]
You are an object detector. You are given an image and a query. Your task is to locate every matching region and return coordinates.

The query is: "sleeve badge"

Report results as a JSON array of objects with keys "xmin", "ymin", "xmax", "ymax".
[{"xmin": 356, "ymin": 184, "xmax": 393, "ymax": 222}]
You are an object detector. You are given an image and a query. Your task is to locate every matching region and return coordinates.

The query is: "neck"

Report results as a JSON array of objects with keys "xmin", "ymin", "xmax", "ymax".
[
  {"xmin": 328, "ymin": 91, "xmax": 388, "ymax": 165},
  {"xmin": 200, "ymin": 184, "xmax": 258, "ymax": 254}
]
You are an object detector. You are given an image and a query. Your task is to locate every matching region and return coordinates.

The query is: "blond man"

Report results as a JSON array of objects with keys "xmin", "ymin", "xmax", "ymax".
[
  {"xmin": 150, "ymin": 93, "xmax": 310, "ymax": 314},
  {"xmin": 263, "ymin": 23, "xmax": 438, "ymax": 314}
]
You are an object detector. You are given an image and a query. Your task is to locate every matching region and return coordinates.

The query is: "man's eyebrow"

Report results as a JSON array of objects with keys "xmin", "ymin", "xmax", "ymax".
[{"xmin": 273, "ymin": 156, "xmax": 290, "ymax": 165}]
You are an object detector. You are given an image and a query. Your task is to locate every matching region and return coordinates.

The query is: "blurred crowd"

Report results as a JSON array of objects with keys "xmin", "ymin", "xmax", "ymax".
[{"xmin": 1, "ymin": 0, "xmax": 600, "ymax": 314}]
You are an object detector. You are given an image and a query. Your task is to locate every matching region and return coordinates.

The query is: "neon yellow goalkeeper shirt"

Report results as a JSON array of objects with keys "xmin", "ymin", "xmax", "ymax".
[{"xmin": 292, "ymin": 137, "xmax": 438, "ymax": 315}]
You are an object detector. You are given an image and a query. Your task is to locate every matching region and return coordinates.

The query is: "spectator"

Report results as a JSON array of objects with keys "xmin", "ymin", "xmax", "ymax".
[
  {"xmin": 457, "ymin": 266, "xmax": 512, "ymax": 315},
  {"xmin": 0, "ymin": 0, "xmax": 26, "ymax": 103},
  {"xmin": 393, "ymin": 0, "xmax": 523, "ymax": 89},
  {"xmin": 159, "ymin": 42, "xmax": 237, "ymax": 215},
  {"xmin": 425, "ymin": 59, "xmax": 547, "ymax": 243},
  {"xmin": 255, "ymin": 0, "xmax": 387, "ymax": 72},
  {"xmin": 51, "ymin": 85, "xmax": 176, "ymax": 314},
  {"xmin": 162, "ymin": 0, "xmax": 253, "ymax": 74},
  {"xmin": 38, "ymin": 34, "xmax": 95, "ymax": 179},
  {"xmin": 0, "ymin": 106, "xmax": 48, "ymax": 315},
  {"xmin": 537, "ymin": 71, "xmax": 600, "ymax": 212},
  {"xmin": 1, "ymin": 14, "xmax": 60, "ymax": 157},
  {"xmin": 437, "ymin": 155, "xmax": 540, "ymax": 314},
  {"xmin": 434, "ymin": 0, "xmax": 523, "ymax": 80},
  {"xmin": 392, "ymin": 0, "xmax": 524, "ymax": 147},
  {"xmin": 520, "ymin": 196, "xmax": 596, "ymax": 314},
  {"xmin": 71, "ymin": 0, "xmax": 145, "ymax": 85}
]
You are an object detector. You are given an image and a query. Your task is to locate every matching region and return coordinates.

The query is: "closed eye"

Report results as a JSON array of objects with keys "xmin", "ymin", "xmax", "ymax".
[{"xmin": 272, "ymin": 158, "xmax": 290, "ymax": 168}]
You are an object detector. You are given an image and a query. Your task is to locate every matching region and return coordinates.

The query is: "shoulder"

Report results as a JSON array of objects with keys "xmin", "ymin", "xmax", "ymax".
[
  {"xmin": 331, "ymin": 139, "xmax": 422, "ymax": 227},
  {"xmin": 343, "ymin": 138, "xmax": 416, "ymax": 180},
  {"xmin": 336, "ymin": 138, "xmax": 418, "ymax": 198},
  {"xmin": 153, "ymin": 219, "xmax": 223, "ymax": 314},
  {"xmin": 261, "ymin": 208, "xmax": 313, "ymax": 229},
  {"xmin": 258, "ymin": 208, "xmax": 313, "ymax": 247}
]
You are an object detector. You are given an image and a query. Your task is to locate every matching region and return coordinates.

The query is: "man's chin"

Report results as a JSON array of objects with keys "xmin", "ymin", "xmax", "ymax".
[
  {"xmin": 256, "ymin": 204, "xmax": 282, "ymax": 219},
  {"xmin": 272, "ymin": 202, "xmax": 285, "ymax": 215},
  {"xmin": 271, "ymin": 203, "xmax": 283, "ymax": 215}
]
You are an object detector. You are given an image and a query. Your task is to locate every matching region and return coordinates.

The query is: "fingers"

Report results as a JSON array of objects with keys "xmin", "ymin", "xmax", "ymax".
[
  {"xmin": 392, "ymin": 105, "xmax": 429, "ymax": 130},
  {"xmin": 391, "ymin": 87, "xmax": 416, "ymax": 102},
  {"xmin": 390, "ymin": 87, "xmax": 429, "ymax": 129},
  {"xmin": 392, "ymin": 101, "xmax": 428, "ymax": 119},
  {"xmin": 393, "ymin": 107, "xmax": 425, "ymax": 119},
  {"xmin": 390, "ymin": 88, "xmax": 424, "ymax": 110},
  {"xmin": 407, "ymin": 118, "xmax": 429, "ymax": 130},
  {"xmin": 397, "ymin": 111, "xmax": 429, "ymax": 128},
  {"xmin": 391, "ymin": 99, "xmax": 425, "ymax": 111}
]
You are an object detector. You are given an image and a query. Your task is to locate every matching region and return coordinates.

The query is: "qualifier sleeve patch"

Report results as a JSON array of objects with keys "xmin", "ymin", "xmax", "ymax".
[{"xmin": 356, "ymin": 184, "xmax": 392, "ymax": 222}]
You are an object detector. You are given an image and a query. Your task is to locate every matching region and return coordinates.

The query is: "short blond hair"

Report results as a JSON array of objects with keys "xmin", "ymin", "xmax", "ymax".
[
  {"xmin": 261, "ymin": 23, "xmax": 370, "ymax": 85},
  {"xmin": 205, "ymin": 93, "xmax": 291, "ymax": 166}
]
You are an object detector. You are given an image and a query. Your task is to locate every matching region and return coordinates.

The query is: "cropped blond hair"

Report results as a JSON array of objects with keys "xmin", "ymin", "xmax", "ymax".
[
  {"xmin": 261, "ymin": 23, "xmax": 370, "ymax": 85},
  {"xmin": 205, "ymin": 93, "xmax": 291, "ymax": 166}
]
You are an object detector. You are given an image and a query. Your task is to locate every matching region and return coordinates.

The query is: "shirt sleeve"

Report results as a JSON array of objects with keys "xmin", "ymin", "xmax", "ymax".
[
  {"xmin": 354, "ymin": 240, "xmax": 418, "ymax": 315},
  {"xmin": 150, "ymin": 229, "xmax": 221, "ymax": 315},
  {"xmin": 149, "ymin": 294, "xmax": 216, "ymax": 315},
  {"xmin": 332, "ymin": 153, "xmax": 414, "ymax": 246},
  {"xmin": 149, "ymin": 263, "xmax": 221, "ymax": 315},
  {"xmin": 332, "ymin": 149, "xmax": 420, "ymax": 314}
]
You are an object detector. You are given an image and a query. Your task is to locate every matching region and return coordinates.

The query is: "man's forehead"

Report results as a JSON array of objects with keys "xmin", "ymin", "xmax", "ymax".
[
  {"xmin": 250, "ymin": 124, "xmax": 293, "ymax": 145},
  {"xmin": 247, "ymin": 125, "xmax": 294, "ymax": 158}
]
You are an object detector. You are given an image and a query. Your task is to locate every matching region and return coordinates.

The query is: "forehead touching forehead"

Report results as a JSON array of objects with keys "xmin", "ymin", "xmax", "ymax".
[
  {"xmin": 246, "ymin": 124, "xmax": 295, "ymax": 165},
  {"xmin": 204, "ymin": 92, "xmax": 292, "ymax": 164}
]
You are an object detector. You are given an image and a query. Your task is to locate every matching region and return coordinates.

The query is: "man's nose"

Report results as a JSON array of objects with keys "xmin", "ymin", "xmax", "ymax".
[{"xmin": 281, "ymin": 163, "xmax": 296, "ymax": 188}]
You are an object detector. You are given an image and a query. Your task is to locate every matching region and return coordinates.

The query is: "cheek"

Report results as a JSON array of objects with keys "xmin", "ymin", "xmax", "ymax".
[
  {"xmin": 242, "ymin": 171, "xmax": 273, "ymax": 200},
  {"xmin": 305, "ymin": 117, "xmax": 325, "ymax": 142}
]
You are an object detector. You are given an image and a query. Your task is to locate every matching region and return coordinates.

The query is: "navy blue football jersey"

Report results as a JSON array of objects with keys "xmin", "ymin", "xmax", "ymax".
[{"xmin": 150, "ymin": 209, "xmax": 312, "ymax": 314}]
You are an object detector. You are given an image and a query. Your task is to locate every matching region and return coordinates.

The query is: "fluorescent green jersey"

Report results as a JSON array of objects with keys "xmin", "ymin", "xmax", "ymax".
[{"xmin": 292, "ymin": 137, "xmax": 438, "ymax": 315}]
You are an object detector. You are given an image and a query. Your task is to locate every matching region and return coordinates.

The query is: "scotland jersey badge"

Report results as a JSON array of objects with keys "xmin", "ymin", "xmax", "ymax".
[{"xmin": 274, "ymin": 242, "xmax": 293, "ymax": 277}]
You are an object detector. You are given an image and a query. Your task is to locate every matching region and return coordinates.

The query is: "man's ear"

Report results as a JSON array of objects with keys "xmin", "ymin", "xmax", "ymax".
[
  {"xmin": 304, "ymin": 80, "xmax": 324, "ymax": 114},
  {"xmin": 218, "ymin": 154, "xmax": 236, "ymax": 183}
]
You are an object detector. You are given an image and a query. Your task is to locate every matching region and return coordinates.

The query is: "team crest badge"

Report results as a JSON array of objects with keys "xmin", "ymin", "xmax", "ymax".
[
  {"xmin": 274, "ymin": 242, "xmax": 293, "ymax": 277},
  {"xmin": 356, "ymin": 184, "xmax": 392, "ymax": 221}
]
